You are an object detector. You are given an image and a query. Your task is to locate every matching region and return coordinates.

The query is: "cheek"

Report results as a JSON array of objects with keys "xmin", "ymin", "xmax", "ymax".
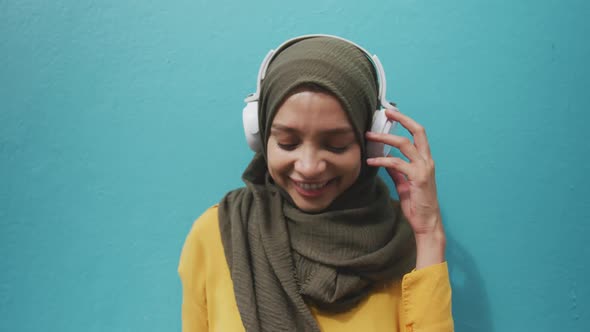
[{"xmin": 266, "ymin": 140, "xmax": 291, "ymax": 177}]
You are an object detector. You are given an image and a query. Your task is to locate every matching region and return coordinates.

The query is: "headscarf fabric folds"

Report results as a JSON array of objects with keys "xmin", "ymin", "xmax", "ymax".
[{"xmin": 218, "ymin": 36, "xmax": 416, "ymax": 332}]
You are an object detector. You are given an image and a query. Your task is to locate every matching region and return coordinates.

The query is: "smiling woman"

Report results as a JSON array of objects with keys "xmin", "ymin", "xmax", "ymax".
[
  {"xmin": 178, "ymin": 35, "xmax": 454, "ymax": 332},
  {"xmin": 267, "ymin": 87, "xmax": 362, "ymax": 212}
]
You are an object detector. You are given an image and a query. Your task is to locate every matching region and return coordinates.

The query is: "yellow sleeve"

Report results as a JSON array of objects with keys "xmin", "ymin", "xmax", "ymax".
[
  {"xmin": 178, "ymin": 208, "xmax": 218, "ymax": 332},
  {"xmin": 180, "ymin": 281, "xmax": 207, "ymax": 332},
  {"xmin": 401, "ymin": 262, "xmax": 454, "ymax": 332}
]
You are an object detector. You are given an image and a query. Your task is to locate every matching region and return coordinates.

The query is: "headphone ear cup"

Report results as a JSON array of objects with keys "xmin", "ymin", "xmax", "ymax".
[
  {"xmin": 242, "ymin": 101, "xmax": 262, "ymax": 152},
  {"xmin": 367, "ymin": 109, "xmax": 394, "ymax": 158}
]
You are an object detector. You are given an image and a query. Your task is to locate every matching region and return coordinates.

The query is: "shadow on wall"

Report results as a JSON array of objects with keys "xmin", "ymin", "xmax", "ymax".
[{"xmin": 445, "ymin": 224, "xmax": 494, "ymax": 332}]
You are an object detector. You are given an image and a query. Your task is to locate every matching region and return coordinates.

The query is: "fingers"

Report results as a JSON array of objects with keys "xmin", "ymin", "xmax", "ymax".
[
  {"xmin": 366, "ymin": 157, "xmax": 416, "ymax": 179},
  {"xmin": 367, "ymin": 153, "xmax": 435, "ymax": 186},
  {"xmin": 388, "ymin": 169, "xmax": 411, "ymax": 210},
  {"xmin": 365, "ymin": 131, "xmax": 422, "ymax": 163},
  {"xmin": 384, "ymin": 109, "xmax": 431, "ymax": 158},
  {"xmin": 389, "ymin": 168, "xmax": 409, "ymax": 191},
  {"xmin": 367, "ymin": 110, "xmax": 436, "ymax": 185}
]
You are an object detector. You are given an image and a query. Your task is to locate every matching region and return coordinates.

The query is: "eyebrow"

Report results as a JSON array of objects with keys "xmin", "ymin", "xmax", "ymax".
[{"xmin": 270, "ymin": 124, "xmax": 354, "ymax": 136}]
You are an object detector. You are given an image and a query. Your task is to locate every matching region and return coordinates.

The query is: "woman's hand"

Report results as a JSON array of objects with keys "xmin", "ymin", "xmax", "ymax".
[{"xmin": 365, "ymin": 109, "xmax": 446, "ymax": 269}]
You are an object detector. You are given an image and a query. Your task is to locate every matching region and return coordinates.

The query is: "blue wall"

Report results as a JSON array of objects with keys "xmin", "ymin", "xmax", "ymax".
[{"xmin": 1, "ymin": 0, "xmax": 588, "ymax": 331}]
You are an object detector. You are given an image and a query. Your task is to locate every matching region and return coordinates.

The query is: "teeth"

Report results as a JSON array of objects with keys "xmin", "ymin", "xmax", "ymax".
[{"xmin": 296, "ymin": 181, "xmax": 328, "ymax": 190}]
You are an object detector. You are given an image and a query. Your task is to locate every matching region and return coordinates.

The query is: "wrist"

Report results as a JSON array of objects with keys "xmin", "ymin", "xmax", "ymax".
[{"xmin": 414, "ymin": 225, "xmax": 446, "ymax": 270}]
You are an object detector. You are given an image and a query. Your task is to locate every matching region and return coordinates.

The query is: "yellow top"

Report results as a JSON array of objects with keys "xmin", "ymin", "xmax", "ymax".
[{"xmin": 178, "ymin": 205, "xmax": 454, "ymax": 332}]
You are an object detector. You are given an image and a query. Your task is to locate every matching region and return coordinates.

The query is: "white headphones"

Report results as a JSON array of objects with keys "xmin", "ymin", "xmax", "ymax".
[{"xmin": 242, "ymin": 34, "xmax": 398, "ymax": 158}]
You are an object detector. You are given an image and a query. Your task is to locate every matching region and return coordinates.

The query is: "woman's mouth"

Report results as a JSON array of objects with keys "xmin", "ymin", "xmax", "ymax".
[{"xmin": 292, "ymin": 179, "xmax": 334, "ymax": 197}]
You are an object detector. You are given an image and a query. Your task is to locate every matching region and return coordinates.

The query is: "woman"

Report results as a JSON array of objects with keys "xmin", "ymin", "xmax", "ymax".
[{"xmin": 179, "ymin": 35, "xmax": 454, "ymax": 331}]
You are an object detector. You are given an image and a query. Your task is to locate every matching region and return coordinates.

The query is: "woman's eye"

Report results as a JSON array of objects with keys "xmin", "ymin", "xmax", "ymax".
[
  {"xmin": 277, "ymin": 143, "xmax": 298, "ymax": 151},
  {"xmin": 327, "ymin": 145, "xmax": 349, "ymax": 153}
]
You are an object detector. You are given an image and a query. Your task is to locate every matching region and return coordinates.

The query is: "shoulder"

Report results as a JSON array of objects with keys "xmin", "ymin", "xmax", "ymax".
[
  {"xmin": 182, "ymin": 204, "xmax": 221, "ymax": 251},
  {"xmin": 178, "ymin": 205, "xmax": 222, "ymax": 289},
  {"xmin": 189, "ymin": 204, "xmax": 220, "ymax": 237}
]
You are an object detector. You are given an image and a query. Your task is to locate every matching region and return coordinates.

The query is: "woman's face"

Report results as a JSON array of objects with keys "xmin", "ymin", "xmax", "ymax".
[{"xmin": 267, "ymin": 90, "xmax": 362, "ymax": 213}]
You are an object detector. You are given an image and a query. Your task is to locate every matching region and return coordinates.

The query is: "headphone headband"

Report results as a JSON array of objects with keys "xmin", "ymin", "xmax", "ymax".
[{"xmin": 244, "ymin": 34, "xmax": 394, "ymax": 110}]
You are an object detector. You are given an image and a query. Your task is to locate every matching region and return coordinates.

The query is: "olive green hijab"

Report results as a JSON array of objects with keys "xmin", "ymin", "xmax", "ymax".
[{"xmin": 218, "ymin": 36, "xmax": 415, "ymax": 332}]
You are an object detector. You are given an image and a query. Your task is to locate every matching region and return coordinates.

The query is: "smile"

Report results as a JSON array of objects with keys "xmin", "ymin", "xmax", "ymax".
[
  {"xmin": 295, "ymin": 181, "xmax": 328, "ymax": 190},
  {"xmin": 292, "ymin": 179, "xmax": 334, "ymax": 197}
]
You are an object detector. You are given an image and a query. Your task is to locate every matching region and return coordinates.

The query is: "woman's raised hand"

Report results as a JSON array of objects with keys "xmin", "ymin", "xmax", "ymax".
[{"xmin": 365, "ymin": 109, "xmax": 446, "ymax": 269}]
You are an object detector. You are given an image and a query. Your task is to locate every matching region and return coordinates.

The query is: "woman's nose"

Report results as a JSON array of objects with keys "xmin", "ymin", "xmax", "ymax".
[{"xmin": 294, "ymin": 147, "xmax": 326, "ymax": 178}]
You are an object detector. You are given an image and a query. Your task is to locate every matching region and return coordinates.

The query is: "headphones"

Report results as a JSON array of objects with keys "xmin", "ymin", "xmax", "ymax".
[{"xmin": 242, "ymin": 34, "xmax": 398, "ymax": 158}]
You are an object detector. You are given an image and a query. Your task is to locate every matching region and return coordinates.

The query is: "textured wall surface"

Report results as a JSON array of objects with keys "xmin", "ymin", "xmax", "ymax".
[{"xmin": 1, "ymin": 0, "xmax": 589, "ymax": 331}]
